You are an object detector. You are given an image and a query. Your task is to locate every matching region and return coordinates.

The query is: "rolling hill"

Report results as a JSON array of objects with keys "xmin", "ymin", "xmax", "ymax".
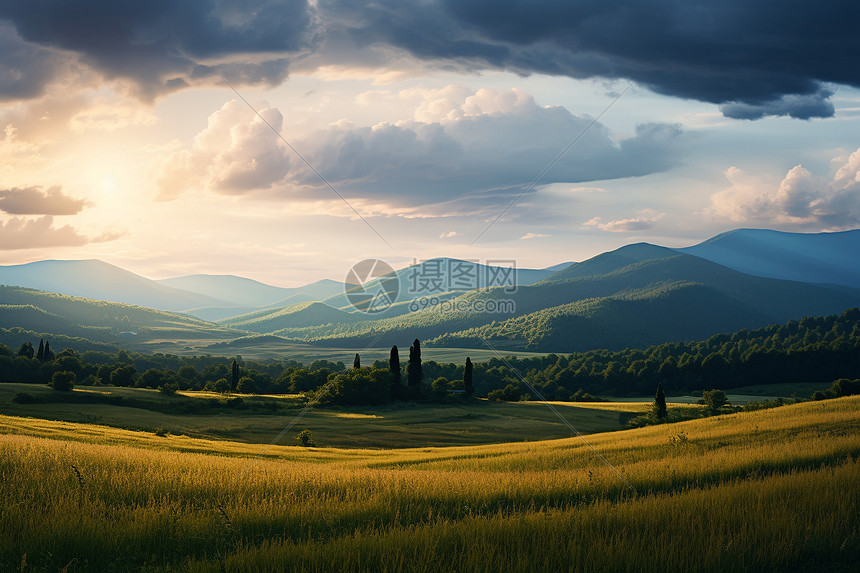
[
  {"xmin": 0, "ymin": 260, "xmax": 229, "ymax": 311},
  {"xmin": 158, "ymin": 275, "xmax": 346, "ymax": 316},
  {"xmin": 265, "ymin": 244, "xmax": 860, "ymax": 350},
  {"xmin": 2, "ymin": 229, "xmax": 859, "ymax": 354},
  {"xmin": 221, "ymin": 301, "xmax": 360, "ymax": 332},
  {"xmin": 321, "ymin": 257, "xmax": 564, "ymax": 311},
  {"xmin": 678, "ymin": 228, "xmax": 860, "ymax": 288},
  {"xmin": 0, "ymin": 285, "xmax": 231, "ymax": 347}
]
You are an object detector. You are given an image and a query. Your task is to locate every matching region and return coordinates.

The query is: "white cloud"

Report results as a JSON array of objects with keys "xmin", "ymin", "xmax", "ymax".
[
  {"xmin": 0, "ymin": 124, "xmax": 41, "ymax": 170},
  {"xmin": 0, "ymin": 216, "xmax": 121, "ymax": 250},
  {"xmin": 156, "ymin": 87, "xmax": 687, "ymax": 216},
  {"xmin": 156, "ymin": 100, "xmax": 292, "ymax": 200},
  {"xmin": 583, "ymin": 209, "xmax": 665, "ymax": 233},
  {"xmin": 68, "ymin": 97, "xmax": 158, "ymax": 132},
  {"xmin": 707, "ymin": 148, "xmax": 860, "ymax": 229},
  {"xmin": 520, "ymin": 232, "xmax": 549, "ymax": 240},
  {"xmin": 440, "ymin": 230, "xmax": 457, "ymax": 238},
  {"xmin": 568, "ymin": 186, "xmax": 605, "ymax": 194},
  {"xmin": 0, "ymin": 186, "xmax": 88, "ymax": 215}
]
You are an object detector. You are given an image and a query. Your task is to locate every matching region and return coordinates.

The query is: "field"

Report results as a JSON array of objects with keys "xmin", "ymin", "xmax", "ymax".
[
  {"xmin": 1, "ymin": 396, "xmax": 858, "ymax": 572},
  {"xmin": 0, "ymin": 383, "xmax": 649, "ymax": 448},
  {"xmin": 134, "ymin": 337, "xmax": 547, "ymax": 364}
]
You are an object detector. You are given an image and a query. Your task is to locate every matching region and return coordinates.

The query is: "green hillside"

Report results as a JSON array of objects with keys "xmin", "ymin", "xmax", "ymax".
[
  {"xmin": 221, "ymin": 301, "xmax": 360, "ymax": 332},
  {"xmin": 266, "ymin": 247, "xmax": 860, "ymax": 351},
  {"xmin": 430, "ymin": 281, "xmax": 775, "ymax": 351},
  {"xmin": 0, "ymin": 285, "xmax": 229, "ymax": 344}
]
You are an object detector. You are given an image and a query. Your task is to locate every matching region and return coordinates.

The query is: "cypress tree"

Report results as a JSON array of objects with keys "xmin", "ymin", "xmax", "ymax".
[
  {"xmin": 231, "ymin": 359, "xmax": 239, "ymax": 392},
  {"xmin": 389, "ymin": 346, "xmax": 401, "ymax": 391},
  {"xmin": 407, "ymin": 339, "xmax": 423, "ymax": 387},
  {"xmin": 654, "ymin": 382, "xmax": 667, "ymax": 419},
  {"xmin": 353, "ymin": 353, "xmax": 361, "ymax": 369},
  {"xmin": 37, "ymin": 339, "xmax": 45, "ymax": 361},
  {"xmin": 464, "ymin": 356, "xmax": 474, "ymax": 397},
  {"xmin": 43, "ymin": 341, "xmax": 53, "ymax": 361}
]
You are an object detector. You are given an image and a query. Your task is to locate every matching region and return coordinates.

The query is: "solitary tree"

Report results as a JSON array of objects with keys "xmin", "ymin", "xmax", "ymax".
[
  {"xmin": 231, "ymin": 359, "xmax": 239, "ymax": 393},
  {"xmin": 295, "ymin": 429, "xmax": 316, "ymax": 447},
  {"xmin": 654, "ymin": 382, "xmax": 667, "ymax": 419},
  {"xmin": 353, "ymin": 353, "xmax": 361, "ymax": 369},
  {"xmin": 464, "ymin": 357, "xmax": 474, "ymax": 397},
  {"xmin": 50, "ymin": 370, "xmax": 76, "ymax": 392},
  {"xmin": 407, "ymin": 339, "xmax": 423, "ymax": 387},
  {"xmin": 389, "ymin": 345, "xmax": 401, "ymax": 394},
  {"xmin": 36, "ymin": 339, "xmax": 45, "ymax": 361},
  {"xmin": 703, "ymin": 389, "xmax": 728, "ymax": 414}
]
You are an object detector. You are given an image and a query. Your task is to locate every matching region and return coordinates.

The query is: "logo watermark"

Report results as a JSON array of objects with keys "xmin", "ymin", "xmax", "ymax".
[
  {"xmin": 344, "ymin": 259, "xmax": 399, "ymax": 314},
  {"xmin": 409, "ymin": 296, "xmax": 516, "ymax": 314},
  {"xmin": 345, "ymin": 258, "xmax": 519, "ymax": 315}
]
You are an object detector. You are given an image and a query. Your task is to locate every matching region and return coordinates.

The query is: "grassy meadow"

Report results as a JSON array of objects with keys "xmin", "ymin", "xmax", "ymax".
[
  {"xmin": 1, "ymin": 396, "xmax": 858, "ymax": 571},
  {"xmin": 0, "ymin": 383, "xmax": 644, "ymax": 448}
]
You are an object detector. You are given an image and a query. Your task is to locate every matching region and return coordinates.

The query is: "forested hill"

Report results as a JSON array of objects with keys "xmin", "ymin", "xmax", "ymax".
[{"xmin": 471, "ymin": 308, "xmax": 860, "ymax": 398}]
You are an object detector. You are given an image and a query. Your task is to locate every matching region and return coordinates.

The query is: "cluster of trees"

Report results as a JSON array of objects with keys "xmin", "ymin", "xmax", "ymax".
[
  {"xmin": 316, "ymin": 340, "xmax": 475, "ymax": 405},
  {"xmin": 1, "ymin": 309, "xmax": 857, "ymax": 405},
  {"xmin": 0, "ymin": 337, "xmax": 476, "ymax": 406}
]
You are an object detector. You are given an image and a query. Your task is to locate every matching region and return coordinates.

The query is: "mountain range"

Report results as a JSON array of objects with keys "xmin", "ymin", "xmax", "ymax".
[
  {"xmin": 1, "ymin": 228, "xmax": 858, "ymax": 353},
  {"xmin": 680, "ymin": 228, "xmax": 860, "ymax": 288}
]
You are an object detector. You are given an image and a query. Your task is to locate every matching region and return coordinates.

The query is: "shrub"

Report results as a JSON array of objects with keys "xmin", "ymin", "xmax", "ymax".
[
  {"xmin": 206, "ymin": 378, "xmax": 231, "ymax": 393},
  {"xmin": 829, "ymin": 378, "xmax": 860, "ymax": 397},
  {"xmin": 430, "ymin": 377, "xmax": 451, "ymax": 398},
  {"xmin": 50, "ymin": 370, "xmax": 76, "ymax": 392},
  {"xmin": 702, "ymin": 389, "xmax": 728, "ymax": 414},
  {"xmin": 569, "ymin": 388, "xmax": 605, "ymax": 402},
  {"xmin": 236, "ymin": 376, "xmax": 257, "ymax": 394},
  {"xmin": 12, "ymin": 392, "xmax": 37, "ymax": 404},
  {"xmin": 295, "ymin": 429, "xmax": 316, "ymax": 447},
  {"xmin": 158, "ymin": 382, "xmax": 180, "ymax": 396},
  {"xmin": 488, "ymin": 382, "xmax": 524, "ymax": 402}
]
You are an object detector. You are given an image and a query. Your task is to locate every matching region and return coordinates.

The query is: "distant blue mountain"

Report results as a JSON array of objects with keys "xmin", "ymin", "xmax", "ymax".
[
  {"xmin": 678, "ymin": 228, "xmax": 860, "ymax": 288},
  {"xmin": 321, "ymin": 257, "xmax": 563, "ymax": 312},
  {"xmin": 157, "ymin": 275, "xmax": 345, "ymax": 311},
  {"xmin": 0, "ymin": 260, "xmax": 227, "ymax": 312}
]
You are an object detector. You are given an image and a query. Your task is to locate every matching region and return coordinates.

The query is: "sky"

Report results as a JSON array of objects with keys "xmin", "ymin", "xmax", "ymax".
[{"xmin": 1, "ymin": 0, "xmax": 859, "ymax": 287}]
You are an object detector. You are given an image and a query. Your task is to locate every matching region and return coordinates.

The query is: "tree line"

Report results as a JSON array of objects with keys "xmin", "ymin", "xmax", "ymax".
[
  {"xmin": 0, "ymin": 337, "xmax": 476, "ymax": 406},
  {"xmin": 1, "ymin": 308, "xmax": 858, "ymax": 404}
]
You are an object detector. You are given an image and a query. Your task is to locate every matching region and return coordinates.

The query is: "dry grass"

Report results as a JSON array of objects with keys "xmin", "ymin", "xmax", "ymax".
[{"xmin": 1, "ymin": 396, "xmax": 858, "ymax": 571}]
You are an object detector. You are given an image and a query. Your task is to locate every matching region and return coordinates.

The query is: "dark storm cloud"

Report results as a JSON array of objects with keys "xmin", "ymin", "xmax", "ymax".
[
  {"xmin": 0, "ymin": 22, "xmax": 72, "ymax": 101},
  {"xmin": 0, "ymin": 0, "xmax": 314, "ymax": 99},
  {"xmin": 322, "ymin": 0, "xmax": 859, "ymax": 119},
  {"xmin": 2, "ymin": 0, "xmax": 856, "ymax": 118}
]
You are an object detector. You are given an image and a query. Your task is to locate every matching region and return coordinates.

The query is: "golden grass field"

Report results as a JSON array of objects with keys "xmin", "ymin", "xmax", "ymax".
[{"xmin": 1, "ymin": 396, "xmax": 858, "ymax": 572}]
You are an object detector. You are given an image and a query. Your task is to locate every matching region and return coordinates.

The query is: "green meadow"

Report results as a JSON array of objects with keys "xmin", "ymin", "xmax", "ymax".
[{"xmin": 0, "ymin": 382, "xmax": 643, "ymax": 448}]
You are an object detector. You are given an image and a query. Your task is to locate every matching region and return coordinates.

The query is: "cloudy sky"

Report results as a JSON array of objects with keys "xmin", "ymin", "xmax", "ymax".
[{"xmin": 1, "ymin": 0, "xmax": 859, "ymax": 286}]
